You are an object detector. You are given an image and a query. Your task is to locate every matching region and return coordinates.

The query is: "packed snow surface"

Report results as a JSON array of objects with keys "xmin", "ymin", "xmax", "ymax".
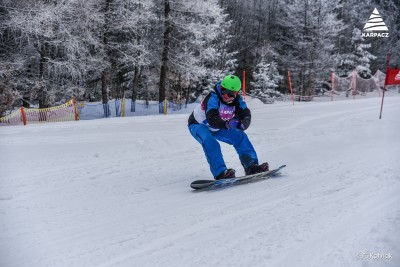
[{"xmin": 1, "ymin": 93, "xmax": 399, "ymax": 267}]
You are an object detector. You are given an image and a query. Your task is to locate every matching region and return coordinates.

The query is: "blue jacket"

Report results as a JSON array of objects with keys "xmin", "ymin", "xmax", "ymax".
[{"xmin": 188, "ymin": 82, "xmax": 251, "ymax": 131}]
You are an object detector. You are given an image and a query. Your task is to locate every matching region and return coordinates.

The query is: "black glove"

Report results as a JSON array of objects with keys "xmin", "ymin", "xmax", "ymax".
[{"xmin": 239, "ymin": 117, "xmax": 251, "ymax": 130}]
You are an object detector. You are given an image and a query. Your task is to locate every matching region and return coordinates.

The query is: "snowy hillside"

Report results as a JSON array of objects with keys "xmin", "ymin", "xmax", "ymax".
[{"xmin": 1, "ymin": 93, "xmax": 399, "ymax": 267}]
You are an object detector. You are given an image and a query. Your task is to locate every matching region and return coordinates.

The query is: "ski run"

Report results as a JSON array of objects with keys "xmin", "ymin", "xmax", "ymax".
[{"xmin": 1, "ymin": 93, "xmax": 399, "ymax": 267}]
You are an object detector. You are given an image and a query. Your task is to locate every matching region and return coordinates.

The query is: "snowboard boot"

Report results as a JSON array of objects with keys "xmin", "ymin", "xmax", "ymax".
[
  {"xmin": 215, "ymin": 168, "xmax": 236, "ymax": 180},
  {"xmin": 245, "ymin": 162, "xmax": 269, "ymax": 175}
]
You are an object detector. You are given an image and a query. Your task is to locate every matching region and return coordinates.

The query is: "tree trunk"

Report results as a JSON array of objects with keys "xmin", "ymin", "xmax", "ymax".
[
  {"xmin": 132, "ymin": 34, "xmax": 142, "ymax": 103},
  {"xmin": 132, "ymin": 65, "xmax": 140, "ymax": 102},
  {"xmin": 39, "ymin": 40, "xmax": 49, "ymax": 112},
  {"xmin": 101, "ymin": 0, "xmax": 112, "ymax": 104},
  {"xmin": 159, "ymin": 0, "xmax": 171, "ymax": 108}
]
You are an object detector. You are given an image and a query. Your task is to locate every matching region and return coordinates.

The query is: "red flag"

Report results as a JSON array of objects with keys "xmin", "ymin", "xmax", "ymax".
[
  {"xmin": 385, "ymin": 68, "xmax": 400, "ymax": 85},
  {"xmin": 380, "ymin": 54, "xmax": 396, "ymax": 119}
]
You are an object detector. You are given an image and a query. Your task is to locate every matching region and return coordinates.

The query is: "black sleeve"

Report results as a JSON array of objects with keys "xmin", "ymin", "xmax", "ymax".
[
  {"xmin": 235, "ymin": 103, "xmax": 251, "ymax": 130},
  {"xmin": 203, "ymin": 92, "xmax": 228, "ymax": 129},
  {"xmin": 236, "ymin": 106, "xmax": 251, "ymax": 120}
]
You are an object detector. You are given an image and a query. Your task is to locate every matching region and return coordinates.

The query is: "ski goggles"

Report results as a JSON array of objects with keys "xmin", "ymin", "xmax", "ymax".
[{"xmin": 221, "ymin": 87, "xmax": 238, "ymax": 97}]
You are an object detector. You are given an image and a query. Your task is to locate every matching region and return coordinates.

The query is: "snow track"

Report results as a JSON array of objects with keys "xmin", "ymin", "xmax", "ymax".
[{"xmin": 1, "ymin": 94, "xmax": 399, "ymax": 267}]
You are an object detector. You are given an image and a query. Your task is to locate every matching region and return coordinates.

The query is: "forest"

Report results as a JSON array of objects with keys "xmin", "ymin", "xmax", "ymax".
[{"xmin": 0, "ymin": 0, "xmax": 399, "ymax": 115}]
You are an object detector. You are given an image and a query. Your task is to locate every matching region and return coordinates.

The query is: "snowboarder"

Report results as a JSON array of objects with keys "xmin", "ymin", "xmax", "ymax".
[{"xmin": 188, "ymin": 75, "xmax": 269, "ymax": 180}]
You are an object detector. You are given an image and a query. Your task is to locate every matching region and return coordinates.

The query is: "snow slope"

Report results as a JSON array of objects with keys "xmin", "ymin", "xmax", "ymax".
[{"xmin": 1, "ymin": 93, "xmax": 399, "ymax": 267}]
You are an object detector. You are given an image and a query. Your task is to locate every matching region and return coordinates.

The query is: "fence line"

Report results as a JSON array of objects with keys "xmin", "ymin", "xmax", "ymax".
[
  {"xmin": 0, "ymin": 99, "xmax": 78, "ymax": 126},
  {"xmin": 1, "ymin": 98, "xmax": 198, "ymax": 126}
]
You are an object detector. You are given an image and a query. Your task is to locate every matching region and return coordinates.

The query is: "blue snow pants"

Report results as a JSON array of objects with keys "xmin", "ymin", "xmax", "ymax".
[{"xmin": 188, "ymin": 124, "xmax": 258, "ymax": 177}]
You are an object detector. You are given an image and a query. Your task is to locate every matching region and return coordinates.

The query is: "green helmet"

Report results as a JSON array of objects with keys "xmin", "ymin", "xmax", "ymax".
[{"xmin": 221, "ymin": 75, "xmax": 241, "ymax": 92}]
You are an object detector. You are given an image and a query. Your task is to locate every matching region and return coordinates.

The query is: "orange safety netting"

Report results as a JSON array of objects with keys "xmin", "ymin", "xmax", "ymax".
[{"xmin": 0, "ymin": 99, "xmax": 78, "ymax": 126}]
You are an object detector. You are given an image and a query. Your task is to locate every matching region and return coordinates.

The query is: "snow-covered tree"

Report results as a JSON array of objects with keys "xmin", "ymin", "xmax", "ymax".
[
  {"xmin": 337, "ymin": 28, "xmax": 376, "ymax": 77},
  {"xmin": 100, "ymin": 0, "xmax": 155, "ymax": 102},
  {"xmin": 193, "ymin": 19, "xmax": 239, "ymax": 101},
  {"xmin": 1, "ymin": 0, "xmax": 397, "ymax": 110},
  {"xmin": 158, "ymin": 0, "xmax": 230, "ymax": 105},
  {"xmin": 251, "ymin": 57, "xmax": 283, "ymax": 99},
  {"xmin": 335, "ymin": 0, "xmax": 399, "ymax": 72},
  {"xmin": 3, "ymin": 0, "xmax": 103, "ymax": 107},
  {"xmin": 276, "ymin": 0, "xmax": 345, "ymax": 96},
  {"xmin": 0, "ymin": 85, "xmax": 20, "ymax": 116}
]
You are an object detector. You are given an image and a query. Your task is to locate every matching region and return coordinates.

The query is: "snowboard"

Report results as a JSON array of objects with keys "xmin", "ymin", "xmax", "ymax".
[{"xmin": 190, "ymin": 165, "xmax": 286, "ymax": 190}]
